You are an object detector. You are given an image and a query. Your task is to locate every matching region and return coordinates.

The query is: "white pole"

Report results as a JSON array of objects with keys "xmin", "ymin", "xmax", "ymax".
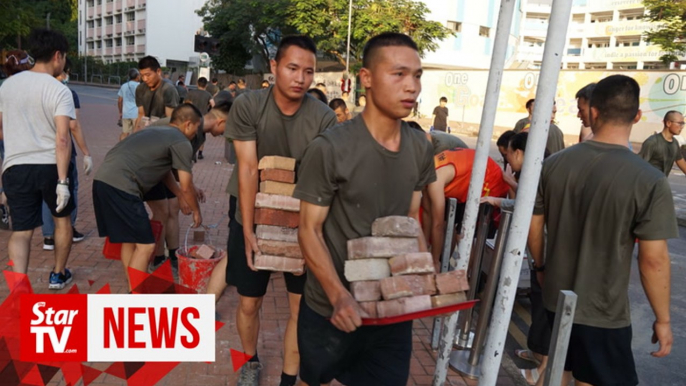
[
  {"xmin": 478, "ymin": 1, "xmax": 573, "ymax": 385},
  {"xmin": 432, "ymin": 0, "xmax": 516, "ymax": 384},
  {"xmin": 345, "ymin": 0, "xmax": 353, "ymax": 75}
]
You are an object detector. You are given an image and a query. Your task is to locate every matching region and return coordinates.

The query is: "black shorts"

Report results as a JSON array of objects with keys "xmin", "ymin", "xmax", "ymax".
[
  {"xmin": 142, "ymin": 182, "xmax": 176, "ymax": 202},
  {"xmin": 2, "ymin": 164, "xmax": 75, "ymax": 231},
  {"xmin": 298, "ymin": 298, "xmax": 412, "ymax": 386},
  {"xmin": 93, "ymin": 180, "xmax": 155, "ymax": 244},
  {"xmin": 527, "ymin": 269, "xmax": 551, "ymax": 355},
  {"xmin": 225, "ymin": 196, "xmax": 306, "ymax": 297},
  {"xmin": 546, "ymin": 311, "xmax": 637, "ymax": 386}
]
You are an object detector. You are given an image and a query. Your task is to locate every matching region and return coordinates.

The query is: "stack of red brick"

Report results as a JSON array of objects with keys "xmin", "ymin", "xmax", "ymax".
[
  {"xmin": 189, "ymin": 244, "xmax": 218, "ymax": 259},
  {"xmin": 344, "ymin": 216, "xmax": 469, "ymax": 319},
  {"xmin": 252, "ymin": 156, "xmax": 305, "ymax": 274}
]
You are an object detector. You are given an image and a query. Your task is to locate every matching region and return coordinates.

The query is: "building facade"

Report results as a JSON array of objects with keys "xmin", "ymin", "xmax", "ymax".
[
  {"xmin": 519, "ymin": 0, "xmax": 684, "ymax": 70},
  {"xmin": 77, "ymin": 0, "xmax": 206, "ymax": 67}
]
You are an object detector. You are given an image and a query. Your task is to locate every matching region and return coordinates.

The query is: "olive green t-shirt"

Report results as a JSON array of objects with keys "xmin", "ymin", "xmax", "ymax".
[
  {"xmin": 225, "ymin": 87, "xmax": 338, "ymax": 224},
  {"xmin": 514, "ymin": 117, "xmax": 530, "ymax": 133},
  {"xmin": 150, "ymin": 117, "xmax": 205, "ymax": 162},
  {"xmin": 94, "ymin": 126, "xmax": 193, "ymax": 198},
  {"xmin": 638, "ymin": 133, "xmax": 683, "ymax": 176},
  {"xmin": 430, "ymin": 131, "xmax": 468, "ymax": 155},
  {"xmin": 294, "ymin": 116, "xmax": 437, "ymax": 317},
  {"xmin": 546, "ymin": 123, "xmax": 565, "ymax": 155},
  {"xmin": 135, "ymin": 81, "xmax": 179, "ymax": 118},
  {"xmin": 534, "ymin": 141, "xmax": 678, "ymax": 328}
]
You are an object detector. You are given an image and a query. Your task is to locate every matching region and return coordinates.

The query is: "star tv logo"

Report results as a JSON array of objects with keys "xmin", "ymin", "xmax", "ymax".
[{"xmin": 20, "ymin": 294, "xmax": 215, "ymax": 362}]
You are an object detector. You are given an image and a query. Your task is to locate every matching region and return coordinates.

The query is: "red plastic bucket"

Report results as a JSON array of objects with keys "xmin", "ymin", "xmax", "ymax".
[
  {"xmin": 177, "ymin": 247, "xmax": 226, "ymax": 293},
  {"xmin": 102, "ymin": 220, "xmax": 163, "ymax": 261}
]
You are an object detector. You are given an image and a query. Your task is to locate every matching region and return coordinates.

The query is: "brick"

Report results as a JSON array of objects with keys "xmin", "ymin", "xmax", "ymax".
[
  {"xmin": 388, "ymin": 253, "xmax": 435, "ymax": 276},
  {"xmin": 254, "ymin": 208, "xmax": 300, "ymax": 228},
  {"xmin": 257, "ymin": 239, "xmax": 302, "ymax": 259},
  {"xmin": 358, "ymin": 301, "xmax": 378, "ymax": 318},
  {"xmin": 431, "ymin": 292, "xmax": 467, "ymax": 308},
  {"xmin": 260, "ymin": 169, "xmax": 296, "ymax": 184},
  {"xmin": 371, "ymin": 216, "xmax": 420, "ymax": 238},
  {"xmin": 350, "ymin": 281, "xmax": 382, "ymax": 302},
  {"xmin": 434, "ymin": 270, "xmax": 470, "ymax": 295},
  {"xmin": 344, "ymin": 259, "xmax": 391, "ymax": 282},
  {"xmin": 254, "ymin": 254, "xmax": 304, "ymax": 274},
  {"xmin": 380, "ymin": 274, "xmax": 436, "ymax": 300},
  {"xmin": 376, "ymin": 295, "xmax": 432, "ymax": 318},
  {"xmin": 258, "ymin": 156, "xmax": 296, "ymax": 171},
  {"xmin": 347, "ymin": 237, "xmax": 419, "ymax": 260},
  {"xmin": 259, "ymin": 181, "xmax": 296, "ymax": 196},
  {"xmin": 190, "ymin": 245, "xmax": 216, "ymax": 260},
  {"xmin": 255, "ymin": 193, "xmax": 300, "ymax": 212},
  {"xmin": 255, "ymin": 225, "xmax": 298, "ymax": 243}
]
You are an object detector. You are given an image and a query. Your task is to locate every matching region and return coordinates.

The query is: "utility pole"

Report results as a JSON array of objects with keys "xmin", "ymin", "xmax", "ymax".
[{"xmin": 345, "ymin": 0, "xmax": 353, "ymax": 75}]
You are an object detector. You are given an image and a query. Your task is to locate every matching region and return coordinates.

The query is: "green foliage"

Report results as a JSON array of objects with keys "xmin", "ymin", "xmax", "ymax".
[
  {"xmin": 0, "ymin": 0, "xmax": 78, "ymax": 53},
  {"xmin": 197, "ymin": 0, "xmax": 452, "ymax": 73},
  {"xmin": 70, "ymin": 56, "xmax": 139, "ymax": 85},
  {"xmin": 643, "ymin": 0, "xmax": 686, "ymax": 64}
]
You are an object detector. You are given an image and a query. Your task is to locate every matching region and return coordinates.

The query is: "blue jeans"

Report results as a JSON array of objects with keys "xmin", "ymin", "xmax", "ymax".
[{"xmin": 42, "ymin": 162, "xmax": 78, "ymax": 237}]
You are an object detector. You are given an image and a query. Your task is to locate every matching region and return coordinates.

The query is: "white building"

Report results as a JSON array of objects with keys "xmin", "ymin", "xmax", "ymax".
[
  {"xmin": 421, "ymin": 0, "xmax": 525, "ymax": 69},
  {"xmin": 517, "ymin": 0, "xmax": 683, "ymax": 70},
  {"xmin": 77, "ymin": 0, "xmax": 206, "ymax": 67}
]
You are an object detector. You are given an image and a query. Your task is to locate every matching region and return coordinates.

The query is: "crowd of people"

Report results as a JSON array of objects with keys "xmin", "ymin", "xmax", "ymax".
[{"xmin": 0, "ymin": 27, "xmax": 678, "ymax": 386}]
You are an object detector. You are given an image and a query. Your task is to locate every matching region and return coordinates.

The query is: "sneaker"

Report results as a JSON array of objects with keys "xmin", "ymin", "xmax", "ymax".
[
  {"xmin": 48, "ymin": 268, "xmax": 73, "ymax": 290},
  {"xmin": 72, "ymin": 228, "xmax": 85, "ymax": 242},
  {"xmin": 237, "ymin": 362, "xmax": 262, "ymax": 386},
  {"xmin": 43, "ymin": 238, "xmax": 55, "ymax": 251},
  {"xmin": 197, "ymin": 152, "xmax": 204, "ymax": 160},
  {"xmin": 0, "ymin": 204, "xmax": 9, "ymax": 230}
]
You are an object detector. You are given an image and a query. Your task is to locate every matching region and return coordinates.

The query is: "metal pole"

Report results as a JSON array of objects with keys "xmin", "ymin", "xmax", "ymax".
[
  {"xmin": 345, "ymin": 0, "xmax": 353, "ymax": 75},
  {"xmin": 431, "ymin": 198, "xmax": 458, "ymax": 350},
  {"xmin": 543, "ymin": 291, "xmax": 578, "ymax": 386},
  {"xmin": 451, "ymin": 209, "xmax": 513, "ymax": 379},
  {"xmin": 478, "ymin": 1, "xmax": 573, "ymax": 385},
  {"xmin": 457, "ymin": 204, "xmax": 493, "ymax": 348},
  {"xmin": 433, "ymin": 1, "xmax": 516, "ymax": 384}
]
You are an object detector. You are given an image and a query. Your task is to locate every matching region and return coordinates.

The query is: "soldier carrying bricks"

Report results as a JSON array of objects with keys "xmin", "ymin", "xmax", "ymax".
[
  {"xmin": 223, "ymin": 35, "xmax": 337, "ymax": 386},
  {"xmin": 294, "ymin": 33, "xmax": 437, "ymax": 385}
]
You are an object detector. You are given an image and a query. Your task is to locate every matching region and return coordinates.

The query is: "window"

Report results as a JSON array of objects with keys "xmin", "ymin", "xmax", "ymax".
[
  {"xmin": 105, "ymin": 17, "xmax": 113, "ymax": 25},
  {"xmin": 96, "ymin": 41, "xmax": 102, "ymax": 48},
  {"xmin": 447, "ymin": 21, "xmax": 462, "ymax": 33},
  {"xmin": 105, "ymin": 39, "xmax": 113, "ymax": 47},
  {"xmin": 87, "ymin": 0, "xmax": 94, "ymax": 7},
  {"xmin": 115, "ymin": 14, "xmax": 122, "ymax": 23},
  {"xmin": 87, "ymin": 20, "xmax": 94, "ymax": 28},
  {"xmin": 566, "ymin": 63, "xmax": 579, "ymax": 69},
  {"xmin": 479, "ymin": 26, "xmax": 490, "ymax": 37},
  {"xmin": 97, "ymin": 0, "xmax": 102, "ymax": 4},
  {"xmin": 126, "ymin": 12, "xmax": 135, "ymax": 21},
  {"xmin": 87, "ymin": 42, "xmax": 94, "ymax": 49},
  {"xmin": 115, "ymin": 38, "xmax": 122, "ymax": 46},
  {"xmin": 126, "ymin": 36, "xmax": 135, "ymax": 45},
  {"xmin": 96, "ymin": 18, "xmax": 102, "ymax": 26}
]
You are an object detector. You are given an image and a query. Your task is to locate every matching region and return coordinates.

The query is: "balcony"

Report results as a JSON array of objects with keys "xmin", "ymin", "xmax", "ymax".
[
  {"xmin": 105, "ymin": 47, "xmax": 113, "ymax": 55},
  {"xmin": 115, "ymin": 24, "xmax": 122, "ymax": 34},
  {"xmin": 88, "ymin": 7, "xmax": 94, "ymax": 18},
  {"xmin": 127, "ymin": 0, "xmax": 135, "ymax": 8},
  {"xmin": 126, "ymin": 21, "xmax": 135, "ymax": 32},
  {"xmin": 139, "ymin": 0, "xmax": 146, "ymax": 7},
  {"xmin": 126, "ymin": 45, "xmax": 135, "ymax": 54},
  {"xmin": 95, "ymin": 27, "xmax": 102, "ymax": 38},
  {"xmin": 96, "ymin": 6, "xmax": 102, "ymax": 16},
  {"xmin": 105, "ymin": 25, "xmax": 113, "ymax": 36},
  {"xmin": 87, "ymin": 28, "xmax": 94, "ymax": 38},
  {"xmin": 137, "ymin": 19, "xmax": 145, "ymax": 31},
  {"xmin": 115, "ymin": 0, "xmax": 123, "ymax": 11},
  {"xmin": 106, "ymin": 2, "xmax": 113, "ymax": 14},
  {"xmin": 136, "ymin": 44, "xmax": 146, "ymax": 53},
  {"xmin": 115, "ymin": 47, "xmax": 122, "ymax": 55}
]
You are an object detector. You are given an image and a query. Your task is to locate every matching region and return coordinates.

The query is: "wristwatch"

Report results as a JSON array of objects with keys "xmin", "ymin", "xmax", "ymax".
[
  {"xmin": 532, "ymin": 261, "xmax": 545, "ymax": 272},
  {"xmin": 57, "ymin": 178, "xmax": 70, "ymax": 185}
]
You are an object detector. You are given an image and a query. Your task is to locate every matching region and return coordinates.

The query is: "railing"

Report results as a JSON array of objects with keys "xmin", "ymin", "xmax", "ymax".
[
  {"xmin": 106, "ymin": 2, "xmax": 113, "ymax": 13},
  {"xmin": 88, "ymin": 7, "xmax": 94, "ymax": 18},
  {"xmin": 126, "ymin": 21, "xmax": 135, "ymax": 32},
  {"xmin": 115, "ymin": 24, "xmax": 122, "ymax": 34},
  {"xmin": 105, "ymin": 47, "xmax": 113, "ymax": 55},
  {"xmin": 115, "ymin": 0, "xmax": 123, "ymax": 11},
  {"xmin": 105, "ymin": 25, "xmax": 113, "ymax": 35},
  {"xmin": 87, "ymin": 28, "xmax": 94, "ymax": 38},
  {"xmin": 95, "ymin": 27, "xmax": 102, "ymax": 38},
  {"xmin": 137, "ymin": 19, "xmax": 145, "ymax": 31},
  {"xmin": 126, "ymin": 46, "xmax": 135, "ymax": 54},
  {"xmin": 136, "ymin": 44, "xmax": 146, "ymax": 53},
  {"xmin": 115, "ymin": 47, "xmax": 122, "ymax": 55},
  {"xmin": 127, "ymin": 0, "xmax": 135, "ymax": 8}
]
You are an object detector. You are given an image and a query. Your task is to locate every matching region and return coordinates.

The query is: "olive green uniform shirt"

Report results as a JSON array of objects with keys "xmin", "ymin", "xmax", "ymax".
[
  {"xmin": 294, "ymin": 116, "xmax": 437, "ymax": 317},
  {"xmin": 535, "ymin": 141, "xmax": 677, "ymax": 328},
  {"xmin": 639, "ymin": 133, "xmax": 683, "ymax": 176}
]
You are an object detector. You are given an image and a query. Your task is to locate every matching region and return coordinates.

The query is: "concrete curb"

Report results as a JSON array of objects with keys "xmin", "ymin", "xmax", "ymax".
[{"xmin": 501, "ymin": 352, "xmax": 531, "ymax": 386}]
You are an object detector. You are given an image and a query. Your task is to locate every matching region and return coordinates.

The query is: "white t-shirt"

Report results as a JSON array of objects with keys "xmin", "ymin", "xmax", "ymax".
[
  {"xmin": 118, "ymin": 80, "xmax": 140, "ymax": 119},
  {"xmin": 0, "ymin": 71, "xmax": 75, "ymax": 171}
]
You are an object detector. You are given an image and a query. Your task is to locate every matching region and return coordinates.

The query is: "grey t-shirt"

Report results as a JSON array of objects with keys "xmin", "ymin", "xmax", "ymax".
[
  {"xmin": 225, "ymin": 87, "xmax": 338, "ymax": 225},
  {"xmin": 294, "ymin": 116, "xmax": 437, "ymax": 317},
  {"xmin": 639, "ymin": 133, "xmax": 683, "ymax": 176},
  {"xmin": 430, "ymin": 131, "xmax": 468, "ymax": 155},
  {"xmin": 546, "ymin": 123, "xmax": 565, "ymax": 155},
  {"xmin": 185, "ymin": 89, "xmax": 213, "ymax": 113},
  {"xmin": 534, "ymin": 141, "xmax": 678, "ymax": 328},
  {"xmin": 150, "ymin": 117, "xmax": 204, "ymax": 161},
  {"xmin": 514, "ymin": 117, "xmax": 530, "ymax": 133},
  {"xmin": 94, "ymin": 126, "xmax": 193, "ymax": 198},
  {"xmin": 135, "ymin": 81, "xmax": 179, "ymax": 118}
]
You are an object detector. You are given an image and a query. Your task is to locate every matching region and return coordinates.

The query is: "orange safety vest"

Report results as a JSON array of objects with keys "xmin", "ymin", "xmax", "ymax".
[{"xmin": 434, "ymin": 148, "xmax": 509, "ymax": 202}]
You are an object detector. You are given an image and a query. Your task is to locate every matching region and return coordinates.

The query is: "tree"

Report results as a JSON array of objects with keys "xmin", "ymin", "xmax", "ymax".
[
  {"xmin": 197, "ymin": 0, "xmax": 452, "ymax": 73},
  {"xmin": 0, "ymin": 0, "xmax": 78, "ymax": 52},
  {"xmin": 643, "ymin": 0, "xmax": 686, "ymax": 64}
]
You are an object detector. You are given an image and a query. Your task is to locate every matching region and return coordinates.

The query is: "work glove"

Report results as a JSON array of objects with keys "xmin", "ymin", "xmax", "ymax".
[
  {"xmin": 56, "ymin": 184, "xmax": 70, "ymax": 213},
  {"xmin": 83, "ymin": 155, "xmax": 93, "ymax": 175}
]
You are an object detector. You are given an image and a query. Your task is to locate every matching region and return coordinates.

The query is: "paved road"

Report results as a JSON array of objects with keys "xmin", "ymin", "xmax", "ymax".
[{"xmin": 71, "ymin": 84, "xmax": 686, "ymax": 385}]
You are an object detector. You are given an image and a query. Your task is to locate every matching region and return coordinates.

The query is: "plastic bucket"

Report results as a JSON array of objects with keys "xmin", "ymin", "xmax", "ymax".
[
  {"xmin": 102, "ymin": 220, "xmax": 163, "ymax": 261},
  {"xmin": 177, "ymin": 247, "xmax": 226, "ymax": 293}
]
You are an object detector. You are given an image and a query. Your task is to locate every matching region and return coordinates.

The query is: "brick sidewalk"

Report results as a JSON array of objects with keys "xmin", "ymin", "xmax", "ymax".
[{"xmin": 0, "ymin": 100, "xmax": 523, "ymax": 386}]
